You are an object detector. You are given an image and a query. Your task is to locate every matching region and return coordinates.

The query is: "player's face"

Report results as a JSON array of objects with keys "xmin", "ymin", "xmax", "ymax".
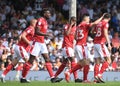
[
  {"xmin": 44, "ymin": 11, "xmax": 51, "ymax": 19},
  {"xmin": 108, "ymin": 18, "xmax": 110, "ymax": 22},
  {"xmin": 32, "ymin": 19, "xmax": 37, "ymax": 27},
  {"xmin": 85, "ymin": 16, "xmax": 90, "ymax": 23}
]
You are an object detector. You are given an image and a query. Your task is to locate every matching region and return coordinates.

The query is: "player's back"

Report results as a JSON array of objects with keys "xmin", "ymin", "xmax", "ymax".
[{"xmin": 94, "ymin": 20, "xmax": 109, "ymax": 44}]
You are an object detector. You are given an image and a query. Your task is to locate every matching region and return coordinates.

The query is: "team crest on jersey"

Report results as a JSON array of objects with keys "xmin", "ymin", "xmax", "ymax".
[
  {"xmin": 106, "ymin": 24, "xmax": 109, "ymax": 28},
  {"xmin": 27, "ymin": 29, "xmax": 31, "ymax": 33},
  {"xmin": 65, "ymin": 25, "xmax": 68, "ymax": 29},
  {"xmin": 38, "ymin": 21, "xmax": 42, "ymax": 25}
]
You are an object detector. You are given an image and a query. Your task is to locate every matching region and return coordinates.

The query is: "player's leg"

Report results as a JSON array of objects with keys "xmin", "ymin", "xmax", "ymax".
[
  {"xmin": 99, "ymin": 44, "xmax": 111, "ymax": 75},
  {"xmin": 54, "ymin": 47, "xmax": 78, "ymax": 81},
  {"xmin": 20, "ymin": 54, "xmax": 35, "ymax": 83},
  {"xmin": 41, "ymin": 43, "xmax": 63, "ymax": 83},
  {"xmin": 21, "ymin": 42, "xmax": 39, "ymax": 83},
  {"xmin": 64, "ymin": 45, "xmax": 84, "ymax": 82},
  {"xmin": 97, "ymin": 57, "xmax": 111, "ymax": 83},
  {"xmin": 15, "ymin": 61, "xmax": 24, "ymax": 81},
  {"xmin": 95, "ymin": 44, "xmax": 111, "ymax": 83},
  {"xmin": 67, "ymin": 47, "xmax": 82, "ymax": 82},
  {"xmin": 54, "ymin": 58, "xmax": 68, "ymax": 78},
  {"xmin": 82, "ymin": 46, "xmax": 91, "ymax": 83},
  {"xmin": 69, "ymin": 57, "xmax": 82, "ymax": 82},
  {"xmin": 0, "ymin": 58, "xmax": 18, "ymax": 83},
  {"xmin": 0, "ymin": 45, "xmax": 20, "ymax": 83},
  {"xmin": 94, "ymin": 44, "xmax": 101, "ymax": 83},
  {"xmin": 54, "ymin": 48, "xmax": 68, "ymax": 78},
  {"xmin": 94, "ymin": 58, "xmax": 101, "ymax": 83}
]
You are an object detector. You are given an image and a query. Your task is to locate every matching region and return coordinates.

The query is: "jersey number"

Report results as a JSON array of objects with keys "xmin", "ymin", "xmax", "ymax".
[
  {"xmin": 96, "ymin": 28, "xmax": 101, "ymax": 37},
  {"xmin": 77, "ymin": 29, "xmax": 84, "ymax": 39}
]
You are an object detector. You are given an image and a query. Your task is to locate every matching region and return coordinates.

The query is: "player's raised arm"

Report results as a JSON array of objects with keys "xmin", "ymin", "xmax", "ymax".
[
  {"xmin": 90, "ymin": 13, "xmax": 107, "ymax": 27},
  {"xmin": 74, "ymin": 27, "xmax": 78, "ymax": 41},
  {"xmin": 65, "ymin": 16, "xmax": 76, "ymax": 35}
]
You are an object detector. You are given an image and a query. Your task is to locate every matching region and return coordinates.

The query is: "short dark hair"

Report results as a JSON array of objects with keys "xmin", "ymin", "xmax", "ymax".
[
  {"xmin": 42, "ymin": 8, "xmax": 50, "ymax": 14},
  {"xmin": 103, "ymin": 13, "xmax": 111, "ymax": 19},
  {"xmin": 82, "ymin": 13, "xmax": 90, "ymax": 20},
  {"xmin": 70, "ymin": 16, "xmax": 76, "ymax": 21}
]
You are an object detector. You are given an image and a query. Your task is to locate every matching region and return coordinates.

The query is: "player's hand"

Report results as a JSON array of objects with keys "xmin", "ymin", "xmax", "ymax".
[
  {"xmin": 108, "ymin": 43, "xmax": 111, "ymax": 52},
  {"xmin": 102, "ymin": 13, "xmax": 108, "ymax": 17},
  {"xmin": 47, "ymin": 33, "xmax": 54, "ymax": 38},
  {"xmin": 70, "ymin": 20, "xmax": 76, "ymax": 26}
]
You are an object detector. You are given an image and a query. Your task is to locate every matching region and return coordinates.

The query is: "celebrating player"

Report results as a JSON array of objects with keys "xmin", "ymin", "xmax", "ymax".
[
  {"xmin": 0, "ymin": 19, "xmax": 37, "ymax": 83},
  {"xmin": 20, "ymin": 8, "xmax": 62, "ymax": 83},
  {"xmin": 53, "ymin": 16, "xmax": 82, "ymax": 82},
  {"xmin": 94, "ymin": 13, "xmax": 111, "ymax": 83},
  {"xmin": 64, "ymin": 13, "xmax": 106, "ymax": 83}
]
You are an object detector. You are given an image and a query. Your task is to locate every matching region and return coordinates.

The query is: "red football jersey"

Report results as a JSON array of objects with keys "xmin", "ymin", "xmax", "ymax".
[
  {"xmin": 94, "ymin": 20, "xmax": 109, "ymax": 44},
  {"xmin": 34, "ymin": 17, "xmax": 48, "ymax": 43},
  {"xmin": 76, "ymin": 22, "xmax": 90, "ymax": 45},
  {"xmin": 18, "ymin": 26, "xmax": 35, "ymax": 51},
  {"xmin": 62, "ymin": 24, "xmax": 76, "ymax": 48}
]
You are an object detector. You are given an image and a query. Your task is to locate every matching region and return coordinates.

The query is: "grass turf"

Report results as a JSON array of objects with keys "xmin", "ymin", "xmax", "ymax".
[{"xmin": 0, "ymin": 81, "xmax": 120, "ymax": 86}]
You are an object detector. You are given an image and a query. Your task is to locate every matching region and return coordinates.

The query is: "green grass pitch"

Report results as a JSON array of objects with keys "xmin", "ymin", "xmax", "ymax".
[{"xmin": 0, "ymin": 81, "xmax": 120, "ymax": 86}]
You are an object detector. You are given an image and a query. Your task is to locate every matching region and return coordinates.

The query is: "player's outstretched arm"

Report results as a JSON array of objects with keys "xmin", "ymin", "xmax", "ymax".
[{"xmin": 90, "ymin": 13, "xmax": 107, "ymax": 27}]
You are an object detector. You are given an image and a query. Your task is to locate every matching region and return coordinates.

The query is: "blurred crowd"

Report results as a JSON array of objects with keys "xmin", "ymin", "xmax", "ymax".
[{"xmin": 0, "ymin": 0, "xmax": 120, "ymax": 73}]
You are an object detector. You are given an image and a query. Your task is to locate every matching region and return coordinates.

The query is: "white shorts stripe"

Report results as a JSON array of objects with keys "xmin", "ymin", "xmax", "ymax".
[
  {"xmin": 13, "ymin": 45, "xmax": 29, "ymax": 60},
  {"xmin": 62, "ymin": 47, "xmax": 74, "ymax": 58},
  {"xmin": 75, "ymin": 45, "xmax": 89, "ymax": 60},
  {"xmin": 94, "ymin": 44, "xmax": 110, "ymax": 60}
]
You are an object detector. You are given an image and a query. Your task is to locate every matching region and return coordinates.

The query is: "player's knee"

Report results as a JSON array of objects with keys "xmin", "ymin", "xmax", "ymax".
[
  {"xmin": 79, "ymin": 58, "xmax": 90, "ymax": 66},
  {"xmin": 94, "ymin": 58, "xmax": 100, "ymax": 64},
  {"xmin": 105, "ymin": 57, "xmax": 111, "ymax": 64},
  {"xmin": 69, "ymin": 57, "xmax": 74, "ymax": 62},
  {"xmin": 107, "ymin": 58, "xmax": 111, "ymax": 64},
  {"xmin": 28, "ymin": 55, "xmax": 36, "ymax": 64},
  {"xmin": 23, "ymin": 58, "xmax": 29, "ymax": 62},
  {"xmin": 12, "ymin": 58, "xmax": 18, "ymax": 66}
]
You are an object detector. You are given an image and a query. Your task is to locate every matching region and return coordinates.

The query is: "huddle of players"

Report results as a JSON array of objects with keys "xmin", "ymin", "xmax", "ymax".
[{"xmin": 0, "ymin": 8, "xmax": 111, "ymax": 83}]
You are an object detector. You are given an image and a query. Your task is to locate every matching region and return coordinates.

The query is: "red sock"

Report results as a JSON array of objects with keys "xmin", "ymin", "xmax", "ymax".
[
  {"xmin": 3, "ymin": 64, "xmax": 14, "ymax": 76},
  {"xmin": 99, "ymin": 61, "xmax": 109, "ymax": 75},
  {"xmin": 71, "ymin": 61, "xmax": 78, "ymax": 79},
  {"xmin": 22, "ymin": 62, "xmax": 32, "ymax": 78},
  {"xmin": 83, "ymin": 65, "xmax": 89, "ymax": 80},
  {"xmin": 54, "ymin": 61, "xmax": 67, "ymax": 78},
  {"xmin": 45, "ymin": 62, "xmax": 54, "ymax": 78},
  {"xmin": 69, "ymin": 64, "xmax": 82, "ymax": 74},
  {"xmin": 94, "ymin": 64, "xmax": 100, "ymax": 77}
]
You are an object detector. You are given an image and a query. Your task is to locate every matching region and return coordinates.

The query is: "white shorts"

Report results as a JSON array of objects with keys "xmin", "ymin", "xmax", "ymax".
[
  {"xmin": 62, "ymin": 47, "xmax": 74, "ymax": 58},
  {"xmin": 13, "ymin": 45, "xmax": 29, "ymax": 60},
  {"xmin": 94, "ymin": 44, "xmax": 110, "ymax": 60},
  {"xmin": 19, "ymin": 58, "xmax": 25, "ymax": 63},
  {"xmin": 30, "ymin": 42, "xmax": 48, "ymax": 57},
  {"xmin": 75, "ymin": 45, "xmax": 89, "ymax": 60}
]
